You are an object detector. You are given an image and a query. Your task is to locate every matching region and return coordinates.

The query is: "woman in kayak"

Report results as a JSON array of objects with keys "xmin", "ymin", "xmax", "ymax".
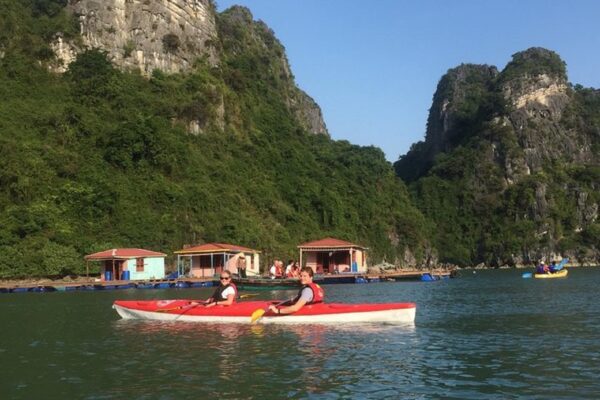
[
  {"xmin": 268, "ymin": 267, "xmax": 324, "ymax": 315},
  {"xmin": 192, "ymin": 270, "xmax": 237, "ymax": 307}
]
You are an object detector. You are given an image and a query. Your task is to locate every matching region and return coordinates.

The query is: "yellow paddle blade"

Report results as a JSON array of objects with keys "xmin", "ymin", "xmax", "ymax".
[
  {"xmin": 240, "ymin": 293, "xmax": 259, "ymax": 299},
  {"xmin": 250, "ymin": 308, "xmax": 266, "ymax": 324}
]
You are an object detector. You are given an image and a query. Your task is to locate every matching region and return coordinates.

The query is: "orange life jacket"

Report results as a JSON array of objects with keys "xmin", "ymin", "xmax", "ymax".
[{"xmin": 295, "ymin": 282, "xmax": 324, "ymax": 304}]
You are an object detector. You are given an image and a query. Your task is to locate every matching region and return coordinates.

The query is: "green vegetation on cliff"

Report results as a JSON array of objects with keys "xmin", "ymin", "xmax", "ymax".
[
  {"xmin": 0, "ymin": 2, "xmax": 430, "ymax": 278},
  {"xmin": 395, "ymin": 49, "xmax": 599, "ymax": 266}
]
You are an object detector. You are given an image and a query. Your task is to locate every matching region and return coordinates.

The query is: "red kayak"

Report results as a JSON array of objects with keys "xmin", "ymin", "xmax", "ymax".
[{"xmin": 113, "ymin": 300, "xmax": 416, "ymax": 324}]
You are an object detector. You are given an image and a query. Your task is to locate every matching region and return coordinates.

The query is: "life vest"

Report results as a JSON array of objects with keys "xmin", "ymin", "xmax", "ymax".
[
  {"xmin": 210, "ymin": 282, "xmax": 238, "ymax": 303},
  {"xmin": 536, "ymin": 264, "xmax": 545, "ymax": 274},
  {"xmin": 294, "ymin": 282, "xmax": 324, "ymax": 304}
]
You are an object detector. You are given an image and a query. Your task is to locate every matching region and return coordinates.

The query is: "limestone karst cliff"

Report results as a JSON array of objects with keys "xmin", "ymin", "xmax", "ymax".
[
  {"xmin": 62, "ymin": 0, "xmax": 219, "ymax": 74},
  {"xmin": 395, "ymin": 48, "xmax": 599, "ymax": 266},
  {"xmin": 52, "ymin": 1, "xmax": 328, "ymax": 135}
]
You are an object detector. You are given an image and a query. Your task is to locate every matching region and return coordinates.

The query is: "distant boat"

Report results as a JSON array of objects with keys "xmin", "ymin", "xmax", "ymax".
[{"xmin": 534, "ymin": 269, "xmax": 568, "ymax": 279}]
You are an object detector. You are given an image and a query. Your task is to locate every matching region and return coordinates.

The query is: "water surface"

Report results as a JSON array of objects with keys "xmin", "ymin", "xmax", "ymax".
[{"xmin": 1, "ymin": 268, "xmax": 599, "ymax": 399}]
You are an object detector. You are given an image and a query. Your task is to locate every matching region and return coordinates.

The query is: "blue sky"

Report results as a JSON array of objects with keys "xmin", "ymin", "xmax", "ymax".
[{"xmin": 216, "ymin": 0, "xmax": 600, "ymax": 162}]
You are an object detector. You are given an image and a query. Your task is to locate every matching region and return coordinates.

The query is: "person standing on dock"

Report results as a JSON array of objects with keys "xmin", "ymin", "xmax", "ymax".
[
  {"xmin": 237, "ymin": 253, "xmax": 247, "ymax": 278},
  {"xmin": 268, "ymin": 267, "xmax": 324, "ymax": 315},
  {"xmin": 285, "ymin": 260, "xmax": 294, "ymax": 278}
]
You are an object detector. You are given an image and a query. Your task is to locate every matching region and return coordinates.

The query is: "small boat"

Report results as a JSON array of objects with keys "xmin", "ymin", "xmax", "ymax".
[
  {"xmin": 113, "ymin": 300, "xmax": 416, "ymax": 324},
  {"xmin": 534, "ymin": 269, "xmax": 568, "ymax": 279}
]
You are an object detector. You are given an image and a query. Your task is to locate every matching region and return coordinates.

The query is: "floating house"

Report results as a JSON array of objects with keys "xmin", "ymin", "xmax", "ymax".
[
  {"xmin": 84, "ymin": 248, "xmax": 167, "ymax": 281},
  {"xmin": 298, "ymin": 238, "xmax": 368, "ymax": 274},
  {"xmin": 174, "ymin": 243, "xmax": 260, "ymax": 278}
]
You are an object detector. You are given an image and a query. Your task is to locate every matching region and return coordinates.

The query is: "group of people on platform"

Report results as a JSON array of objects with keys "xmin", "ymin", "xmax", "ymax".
[
  {"xmin": 536, "ymin": 261, "xmax": 560, "ymax": 274},
  {"xmin": 193, "ymin": 266, "xmax": 324, "ymax": 315},
  {"xmin": 269, "ymin": 259, "xmax": 300, "ymax": 279}
]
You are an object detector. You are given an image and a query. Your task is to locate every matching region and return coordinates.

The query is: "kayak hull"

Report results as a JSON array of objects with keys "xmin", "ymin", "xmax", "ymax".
[
  {"xmin": 534, "ymin": 269, "xmax": 568, "ymax": 279},
  {"xmin": 113, "ymin": 300, "xmax": 416, "ymax": 324}
]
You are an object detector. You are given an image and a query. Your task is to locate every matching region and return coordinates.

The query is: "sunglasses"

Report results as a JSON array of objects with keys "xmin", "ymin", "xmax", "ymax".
[{"xmin": 220, "ymin": 276, "xmax": 231, "ymax": 280}]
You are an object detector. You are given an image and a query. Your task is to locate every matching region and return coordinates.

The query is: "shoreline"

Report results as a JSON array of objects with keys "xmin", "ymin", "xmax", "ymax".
[{"xmin": 4, "ymin": 264, "xmax": 598, "ymax": 287}]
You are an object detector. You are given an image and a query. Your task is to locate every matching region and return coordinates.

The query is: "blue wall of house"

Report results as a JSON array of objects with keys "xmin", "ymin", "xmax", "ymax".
[{"xmin": 127, "ymin": 257, "xmax": 165, "ymax": 280}]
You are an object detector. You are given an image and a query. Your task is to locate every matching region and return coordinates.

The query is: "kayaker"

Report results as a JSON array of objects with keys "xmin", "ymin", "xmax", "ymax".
[
  {"xmin": 549, "ymin": 261, "xmax": 558, "ymax": 273},
  {"xmin": 543, "ymin": 263, "xmax": 550, "ymax": 274},
  {"xmin": 193, "ymin": 270, "xmax": 237, "ymax": 307},
  {"xmin": 268, "ymin": 267, "xmax": 324, "ymax": 315},
  {"xmin": 536, "ymin": 262, "xmax": 545, "ymax": 274}
]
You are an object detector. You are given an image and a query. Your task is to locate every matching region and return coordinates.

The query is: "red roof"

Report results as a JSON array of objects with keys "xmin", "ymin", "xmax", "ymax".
[
  {"xmin": 297, "ymin": 237, "xmax": 365, "ymax": 249},
  {"xmin": 84, "ymin": 248, "xmax": 166, "ymax": 260},
  {"xmin": 174, "ymin": 242, "xmax": 258, "ymax": 255}
]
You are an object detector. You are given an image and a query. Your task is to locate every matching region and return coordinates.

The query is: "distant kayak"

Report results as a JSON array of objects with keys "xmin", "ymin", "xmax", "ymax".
[
  {"xmin": 113, "ymin": 300, "xmax": 416, "ymax": 324},
  {"xmin": 534, "ymin": 269, "xmax": 568, "ymax": 279}
]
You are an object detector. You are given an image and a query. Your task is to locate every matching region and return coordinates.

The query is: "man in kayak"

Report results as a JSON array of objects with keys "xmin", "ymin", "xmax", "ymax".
[
  {"xmin": 191, "ymin": 270, "xmax": 237, "ymax": 307},
  {"xmin": 536, "ymin": 261, "xmax": 551, "ymax": 274},
  {"xmin": 268, "ymin": 267, "xmax": 324, "ymax": 315}
]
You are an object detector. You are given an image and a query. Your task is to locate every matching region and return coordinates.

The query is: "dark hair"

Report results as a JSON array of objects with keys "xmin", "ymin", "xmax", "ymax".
[{"xmin": 300, "ymin": 267, "xmax": 314, "ymax": 277}]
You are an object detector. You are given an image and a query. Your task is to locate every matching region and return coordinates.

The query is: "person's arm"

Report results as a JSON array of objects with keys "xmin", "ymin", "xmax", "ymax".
[
  {"xmin": 269, "ymin": 288, "xmax": 312, "ymax": 314},
  {"xmin": 190, "ymin": 299, "xmax": 211, "ymax": 306},
  {"xmin": 276, "ymin": 298, "xmax": 307, "ymax": 314}
]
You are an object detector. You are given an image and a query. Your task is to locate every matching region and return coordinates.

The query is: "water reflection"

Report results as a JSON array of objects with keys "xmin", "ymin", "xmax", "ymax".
[{"xmin": 109, "ymin": 319, "xmax": 420, "ymax": 398}]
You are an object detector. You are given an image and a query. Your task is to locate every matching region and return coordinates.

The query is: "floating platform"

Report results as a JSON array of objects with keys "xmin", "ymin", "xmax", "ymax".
[
  {"xmin": 0, "ymin": 278, "xmax": 213, "ymax": 294},
  {"xmin": 0, "ymin": 270, "xmax": 453, "ymax": 294}
]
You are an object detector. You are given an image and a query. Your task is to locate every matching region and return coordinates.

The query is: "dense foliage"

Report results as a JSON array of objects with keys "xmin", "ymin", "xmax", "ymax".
[{"xmin": 0, "ymin": 2, "xmax": 430, "ymax": 278}]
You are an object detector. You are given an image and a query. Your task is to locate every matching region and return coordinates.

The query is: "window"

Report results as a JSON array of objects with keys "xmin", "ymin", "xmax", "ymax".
[{"xmin": 136, "ymin": 258, "xmax": 145, "ymax": 272}]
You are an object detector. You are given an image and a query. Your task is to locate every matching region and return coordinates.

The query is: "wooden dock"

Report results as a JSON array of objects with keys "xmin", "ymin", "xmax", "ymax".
[
  {"xmin": 0, "ymin": 269, "xmax": 454, "ymax": 293},
  {"xmin": 0, "ymin": 277, "xmax": 216, "ymax": 293}
]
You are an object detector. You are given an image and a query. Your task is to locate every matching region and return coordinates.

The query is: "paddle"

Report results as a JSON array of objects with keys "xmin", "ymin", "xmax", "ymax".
[
  {"xmin": 250, "ymin": 299, "xmax": 291, "ymax": 324},
  {"xmin": 240, "ymin": 293, "xmax": 259, "ymax": 299},
  {"xmin": 157, "ymin": 294, "xmax": 259, "ymax": 313},
  {"xmin": 522, "ymin": 272, "xmax": 532, "ymax": 279},
  {"xmin": 156, "ymin": 301, "xmax": 206, "ymax": 313},
  {"xmin": 552, "ymin": 258, "xmax": 569, "ymax": 271}
]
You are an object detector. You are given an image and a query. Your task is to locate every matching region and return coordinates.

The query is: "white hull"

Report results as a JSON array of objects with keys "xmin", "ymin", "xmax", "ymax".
[{"xmin": 113, "ymin": 304, "xmax": 416, "ymax": 325}]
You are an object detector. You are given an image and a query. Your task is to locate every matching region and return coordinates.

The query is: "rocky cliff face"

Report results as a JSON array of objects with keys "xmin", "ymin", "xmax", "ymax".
[
  {"xmin": 51, "ymin": 1, "xmax": 327, "ymax": 135},
  {"xmin": 498, "ymin": 48, "xmax": 593, "ymax": 179},
  {"xmin": 216, "ymin": 6, "xmax": 328, "ymax": 136},
  {"xmin": 426, "ymin": 64, "xmax": 499, "ymax": 159},
  {"xmin": 61, "ymin": 0, "xmax": 219, "ymax": 75},
  {"xmin": 395, "ymin": 48, "xmax": 599, "ymax": 266}
]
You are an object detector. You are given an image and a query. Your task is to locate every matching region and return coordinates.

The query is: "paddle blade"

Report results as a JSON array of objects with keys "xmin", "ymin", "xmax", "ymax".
[
  {"xmin": 522, "ymin": 272, "xmax": 533, "ymax": 279},
  {"xmin": 555, "ymin": 258, "xmax": 569, "ymax": 270},
  {"xmin": 250, "ymin": 308, "xmax": 266, "ymax": 324}
]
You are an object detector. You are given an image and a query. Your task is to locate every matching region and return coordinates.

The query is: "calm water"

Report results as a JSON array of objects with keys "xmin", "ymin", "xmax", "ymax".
[{"xmin": 1, "ymin": 268, "xmax": 600, "ymax": 399}]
